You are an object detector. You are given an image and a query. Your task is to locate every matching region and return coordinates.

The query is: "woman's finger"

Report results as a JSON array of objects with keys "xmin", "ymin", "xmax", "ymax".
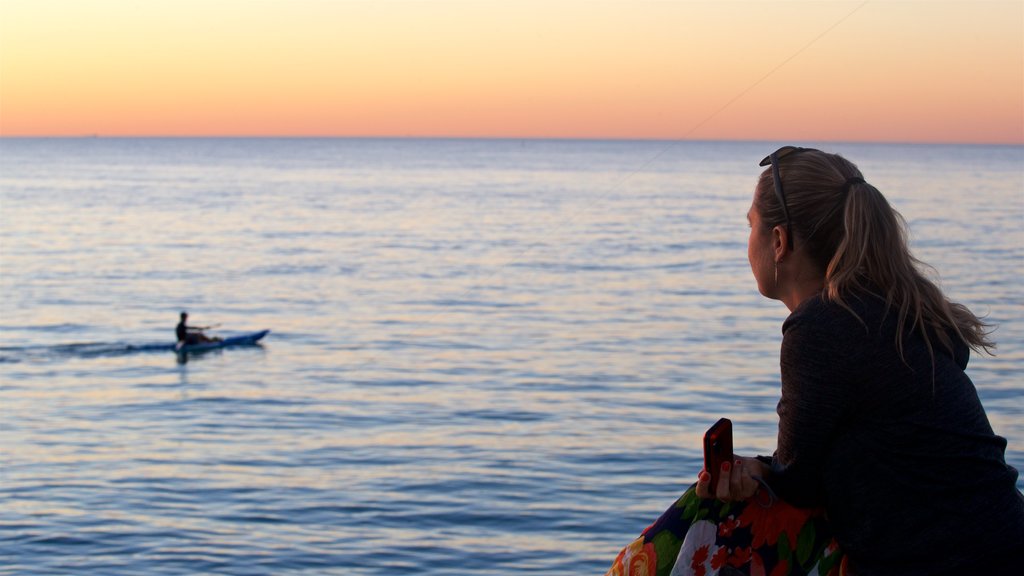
[
  {"xmin": 729, "ymin": 458, "xmax": 746, "ymax": 498},
  {"xmin": 695, "ymin": 468, "xmax": 712, "ymax": 499},
  {"xmin": 715, "ymin": 461, "xmax": 732, "ymax": 500}
]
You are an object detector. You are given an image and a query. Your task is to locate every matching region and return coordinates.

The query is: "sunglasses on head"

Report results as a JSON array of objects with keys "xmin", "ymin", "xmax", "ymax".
[{"xmin": 758, "ymin": 146, "xmax": 821, "ymax": 248}]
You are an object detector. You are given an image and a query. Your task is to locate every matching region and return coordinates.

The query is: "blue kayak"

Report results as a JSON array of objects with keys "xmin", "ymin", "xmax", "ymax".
[{"xmin": 174, "ymin": 330, "xmax": 270, "ymax": 354}]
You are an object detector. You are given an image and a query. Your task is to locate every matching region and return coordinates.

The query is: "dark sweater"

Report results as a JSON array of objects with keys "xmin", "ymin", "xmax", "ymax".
[{"xmin": 767, "ymin": 292, "xmax": 1024, "ymax": 575}]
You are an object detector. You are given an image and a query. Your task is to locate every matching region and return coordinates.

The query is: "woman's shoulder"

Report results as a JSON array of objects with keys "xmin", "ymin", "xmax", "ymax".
[{"xmin": 782, "ymin": 290, "xmax": 883, "ymax": 336}]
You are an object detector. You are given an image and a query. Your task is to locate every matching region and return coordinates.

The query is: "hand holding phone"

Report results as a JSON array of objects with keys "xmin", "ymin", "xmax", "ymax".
[{"xmin": 703, "ymin": 418, "xmax": 733, "ymax": 496}]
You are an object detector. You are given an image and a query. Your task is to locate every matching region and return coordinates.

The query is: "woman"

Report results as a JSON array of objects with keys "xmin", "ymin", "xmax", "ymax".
[{"xmin": 606, "ymin": 147, "xmax": 1023, "ymax": 575}]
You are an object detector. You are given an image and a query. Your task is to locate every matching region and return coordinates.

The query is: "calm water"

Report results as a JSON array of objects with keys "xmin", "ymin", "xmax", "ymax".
[{"xmin": 1, "ymin": 138, "xmax": 1022, "ymax": 574}]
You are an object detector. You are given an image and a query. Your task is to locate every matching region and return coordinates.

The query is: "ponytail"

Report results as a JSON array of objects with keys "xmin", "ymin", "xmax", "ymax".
[{"xmin": 828, "ymin": 180, "xmax": 994, "ymax": 360}]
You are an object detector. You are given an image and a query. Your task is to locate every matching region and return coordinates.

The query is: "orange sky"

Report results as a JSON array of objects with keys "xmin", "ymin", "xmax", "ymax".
[{"xmin": 1, "ymin": 1, "xmax": 1021, "ymax": 143}]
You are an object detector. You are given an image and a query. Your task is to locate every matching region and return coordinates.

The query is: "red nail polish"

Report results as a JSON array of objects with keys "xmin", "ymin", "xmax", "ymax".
[{"xmin": 721, "ymin": 461, "xmax": 731, "ymax": 472}]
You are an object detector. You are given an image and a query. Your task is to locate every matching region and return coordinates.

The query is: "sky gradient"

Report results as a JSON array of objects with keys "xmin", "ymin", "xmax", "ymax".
[{"xmin": 1, "ymin": 1, "xmax": 1021, "ymax": 143}]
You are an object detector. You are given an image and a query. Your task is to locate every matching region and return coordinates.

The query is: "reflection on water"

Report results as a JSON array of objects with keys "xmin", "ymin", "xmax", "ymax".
[{"xmin": 1, "ymin": 139, "xmax": 1021, "ymax": 574}]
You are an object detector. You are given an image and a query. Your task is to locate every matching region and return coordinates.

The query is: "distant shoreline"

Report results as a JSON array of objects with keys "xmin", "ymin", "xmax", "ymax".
[{"xmin": 0, "ymin": 135, "xmax": 1021, "ymax": 147}]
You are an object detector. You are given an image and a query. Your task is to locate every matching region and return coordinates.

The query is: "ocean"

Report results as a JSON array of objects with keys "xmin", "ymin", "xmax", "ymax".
[{"xmin": 1, "ymin": 138, "xmax": 1021, "ymax": 574}]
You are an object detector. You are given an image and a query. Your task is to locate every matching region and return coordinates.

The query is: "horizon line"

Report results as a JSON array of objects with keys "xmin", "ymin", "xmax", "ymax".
[{"xmin": 1, "ymin": 134, "xmax": 1021, "ymax": 147}]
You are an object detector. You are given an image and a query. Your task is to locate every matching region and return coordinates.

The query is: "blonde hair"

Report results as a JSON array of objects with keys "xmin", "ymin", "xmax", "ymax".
[{"xmin": 755, "ymin": 149, "xmax": 994, "ymax": 360}]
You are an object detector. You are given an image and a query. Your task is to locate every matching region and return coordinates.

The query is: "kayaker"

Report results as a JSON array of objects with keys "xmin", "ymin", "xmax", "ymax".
[
  {"xmin": 175, "ymin": 311, "xmax": 220, "ymax": 345},
  {"xmin": 606, "ymin": 147, "xmax": 1024, "ymax": 575}
]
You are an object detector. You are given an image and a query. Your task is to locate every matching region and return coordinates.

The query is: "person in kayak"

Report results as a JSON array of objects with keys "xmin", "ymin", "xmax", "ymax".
[{"xmin": 175, "ymin": 311, "xmax": 220, "ymax": 345}]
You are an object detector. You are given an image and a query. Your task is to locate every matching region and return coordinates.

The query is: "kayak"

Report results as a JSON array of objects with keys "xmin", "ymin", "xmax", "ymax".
[{"xmin": 174, "ymin": 330, "xmax": 270, "ymax": 354}]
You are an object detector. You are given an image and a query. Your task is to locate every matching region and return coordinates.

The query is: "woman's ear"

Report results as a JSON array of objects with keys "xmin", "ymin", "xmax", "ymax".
[{"xmin": 772, "ymin": 225, "xmax": 790, "ymax": 263}]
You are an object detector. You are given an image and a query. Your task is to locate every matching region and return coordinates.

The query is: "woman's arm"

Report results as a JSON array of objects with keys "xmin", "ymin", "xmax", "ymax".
[{"xmin": 769, "ymin": 303, "xmax": 862, "ymax": 506}]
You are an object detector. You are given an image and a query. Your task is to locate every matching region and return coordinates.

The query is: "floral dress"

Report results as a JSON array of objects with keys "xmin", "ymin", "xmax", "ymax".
[{"xmin": 606, "ymin": 485, "xmax": 847, "ymax": 576}]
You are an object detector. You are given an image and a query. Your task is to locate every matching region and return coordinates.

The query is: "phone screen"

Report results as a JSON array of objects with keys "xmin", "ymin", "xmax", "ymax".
[{"xmin": 703, "ymin": 418, "xmax": 733, "ymax": 495}]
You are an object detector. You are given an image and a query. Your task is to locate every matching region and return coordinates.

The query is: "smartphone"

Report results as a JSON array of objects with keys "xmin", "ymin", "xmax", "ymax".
[{"xmin": 703, "ymin": 418, "xmax": 734, "ymax": 495}]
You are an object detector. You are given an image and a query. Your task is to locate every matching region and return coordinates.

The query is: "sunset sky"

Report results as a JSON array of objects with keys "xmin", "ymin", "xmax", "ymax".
[{"xmin": 1, "ymin": 0, "xmax": 1021, "ymax": 143}]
